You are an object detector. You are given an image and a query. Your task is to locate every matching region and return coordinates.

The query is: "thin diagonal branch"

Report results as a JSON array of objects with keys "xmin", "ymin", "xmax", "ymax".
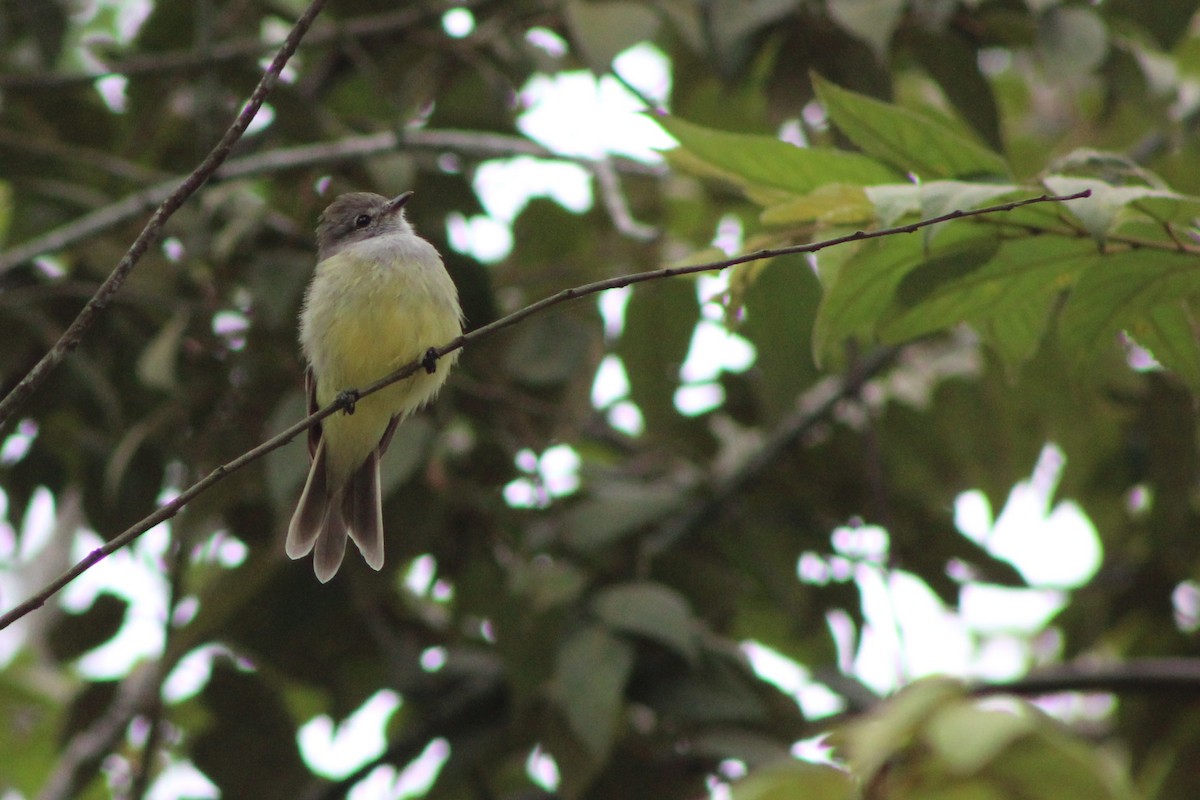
[
  {"xmin": 0, "ymin": 190, "xmax": 1090, "ymax": 630},
  {"xmin": 0, "ymin": 0, "xmax": 330, "ymax": 430}
]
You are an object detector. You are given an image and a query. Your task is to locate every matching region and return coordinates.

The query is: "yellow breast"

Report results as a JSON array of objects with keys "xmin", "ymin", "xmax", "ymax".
[{"xmin": 300, "ymin": 235, "xmax": 462, "ymax": 485}]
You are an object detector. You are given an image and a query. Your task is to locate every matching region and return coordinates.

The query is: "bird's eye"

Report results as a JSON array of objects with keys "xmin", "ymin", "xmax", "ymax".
[{"xmin": 354, "ymin": 214, "xmax": 372, "ymax": 229}]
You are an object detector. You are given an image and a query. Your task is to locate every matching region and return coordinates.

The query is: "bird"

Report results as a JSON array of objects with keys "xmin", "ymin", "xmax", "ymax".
[{"xmin": 286, "ymin": 191, "xmax": 463, "ymax": 582}]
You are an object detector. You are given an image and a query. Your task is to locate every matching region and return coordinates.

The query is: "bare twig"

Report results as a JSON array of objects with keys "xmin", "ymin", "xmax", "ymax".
[
  {"xmin": 593, "ymin": 157, "xmax": 658, "ymax": 241},
  {"xmin": 0, "ymin": 0, "xmax": 330, "ymax": 430},
  {"xmin": 0, "ymin": 190, "xmax": 1091, "ymax": 630}
]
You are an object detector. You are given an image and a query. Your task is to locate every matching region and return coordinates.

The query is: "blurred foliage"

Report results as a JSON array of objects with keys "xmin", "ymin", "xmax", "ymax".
[{"xmin": 3, "ymin": 0, "xmax": 1200, "ymax": 798}]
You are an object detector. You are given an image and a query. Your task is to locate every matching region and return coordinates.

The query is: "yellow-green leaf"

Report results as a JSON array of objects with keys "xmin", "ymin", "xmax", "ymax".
[{"xmin": 814, "ymin": 75, "xmax": 1010, "ymax": 180}]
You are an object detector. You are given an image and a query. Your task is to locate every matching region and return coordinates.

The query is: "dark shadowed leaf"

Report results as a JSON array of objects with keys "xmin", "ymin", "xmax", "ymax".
[
  {"xmin": 46, "ymin": 593, "xmax": 128, "ymax": 663},
  {"xmin": 564, "ymin": 479, "xmax": 686, "ymax": 552},
  {"xmin": 552, "ymin": 624, "xmax": 634, "ymax": 763},
  {"xmin": 564, "ymin": 0, "xmax": 660, "ymax": 73},
  {"xmin": 191, "ymin": 661, "xmax": 308, "ymax": 799},
  {"xmin": 617, "ymin": 279, "xmax": 696, "ymax": 433},
  {"xmin": 504, "ymin": 312, "xmax": 596, "ymax": 388},
  {"xmin": 737, "ymin": 254, "xmax": 822, "ymax": 422},
  {"xmin": 592, "ymin": 581, "xmax": 700, "ymax": 662}
]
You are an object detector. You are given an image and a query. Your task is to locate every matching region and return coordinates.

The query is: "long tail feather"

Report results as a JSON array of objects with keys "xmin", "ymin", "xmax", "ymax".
[
  {"xmin": 313, "ymin": 510, "xmax": 348, "ymax": 583},
  {"xmin": 287, "ymin": 439, "xmax": 330, "ymax": 560},
  {"xmin": 288, "ymin": 437, "xmax": 352, "ymax": 582},
  {"xmin": 344, "ymin": 450, "xmax": 385, "ymax": 570}
]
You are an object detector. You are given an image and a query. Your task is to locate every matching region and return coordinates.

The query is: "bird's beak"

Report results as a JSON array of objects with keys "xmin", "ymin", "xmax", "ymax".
[{"xmin": 384, "ymin": 191, "xmax": 414, "ymax": 216}]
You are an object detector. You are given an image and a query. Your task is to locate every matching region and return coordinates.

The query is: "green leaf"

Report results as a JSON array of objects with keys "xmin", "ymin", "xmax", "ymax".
[
  {"xmin": 880, "ymin": 236, "xmax": 1095, "ymax": 344},
  {"xmin": 640, "ymin": 651, "xmax": 770, "ymax": 726},
  {"xmin": 564, "ymin": 479, "xmax": 687, "ymax": 551},
  {"xmin": 813, "ymin": 75, "xmax": 1010, "ymax": 180},
  {"xmin": 812, "ymin": 226, "xmax": 996, "ymax": 365},
  {"xmin": 827, "ymin": 0, "xmax": 903, "ymax": 59},
  {"xmin": 908, "ymin": 27, "xmax": 1003, "ymax": 150},
  {"xmin": 838, "ymin": 677, "xmax": 967, "ymax": 778},
  {"xmin": 1126, "ymin": 301, "xmax": 1200, "ymax": 393},
  {"xmin": 1130, "ymin": 192, "xmax": 1200, "ymax": 225},
  {"xmin": 617, "ymin": 279, "xmax": 696, "ymax": 433},
  {"xmin": 730, "ymin": 760, "xmax": 854, "ymax": 800},
  {"xmin": 553, "ymin": 625, "xmax": 634, "ymax": 761},
  {"xmin": 0, "ymin": 655, "xmax": 64, "ymax": 795},
  {"xmin": 1042, "ymin": 176, "xmax": 1189, "ymax": 242},
  {"xmin": 656, "ymin": 115, "xmax": 900, "ymax": 198},
  {"xmin": 978, "ymin": 284, "xmax": 1061, "ymax": 376},
  {"xmin": 1058, "ymin": 249, "xmax": 1200, "ymax": 375},
  {"xmin": 844, "ymin": 688, "xmax": 1134, "ymax": 800},
  {"xmin": 991, "ymin": 721, "xmax": 1136, "ymax": 800},
  {"xmin": 864, "ymin": 183, "xmax": 922, "ymax": 226},
  {"xmin": 504, "ymin": 312, "xmax": 595, "ymax": 388},
  {"xmin": 136, "ymin": 311, "xmax": 189, "ymax": 392},
  {"xmin": 0, "ymin": 181, "xmax": 13, "ymax": 246},
  {"xmin": 509, "ymin": 557, "xmax": 587, "ymax": 612},
  {"xmin": 760, "ymin": 184, "xmax": 874, "ymax": 226},
  {"xmin": 924, "ymin": 703, "xmax": 1035, "ymax": 774},
  {"xmin": 592, "ymin": 581, "xmax": 700, "ymax": 662},
  {"xmin": 737, "ymin": 253, "xmax": 822, "ymax": 422},
  {"xmin": 907, "ymin": 785, "xmax": 1010, "ymax": 800},
  {"xmin": 863, "ymin": 181, "xmax": 1020, "ymax": 237}
]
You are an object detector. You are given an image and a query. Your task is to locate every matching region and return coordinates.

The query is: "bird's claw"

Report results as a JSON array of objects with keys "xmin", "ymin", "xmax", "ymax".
[
  {"xmin": 337, "ymin": 389, "xmax": 359, "ymax": 415},
  {"xmin": 421, "ymin": 348, "xmax": 439, "ymax": 375}
]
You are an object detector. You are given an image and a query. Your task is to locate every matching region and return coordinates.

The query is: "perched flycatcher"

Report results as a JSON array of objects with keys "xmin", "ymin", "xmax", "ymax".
[{"xmin": 287, "ymin": 191, "xmax": 463, "ymax": 582}]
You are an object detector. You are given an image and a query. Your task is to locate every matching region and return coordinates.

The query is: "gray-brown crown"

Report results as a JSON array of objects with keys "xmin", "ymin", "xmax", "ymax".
[{"xmin": 315, "ymin": 191, "xmax": 415, "ymax": 261}]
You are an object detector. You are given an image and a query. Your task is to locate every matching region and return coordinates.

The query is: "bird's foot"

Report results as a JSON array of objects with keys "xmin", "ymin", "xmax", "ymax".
[
  {"xmin": 337, "ymin": 388, "xmax": 359, "ymax": 415},
  {"xmin": 421, "ymin": 348, "xmax": 439, "ymax": 375}
]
